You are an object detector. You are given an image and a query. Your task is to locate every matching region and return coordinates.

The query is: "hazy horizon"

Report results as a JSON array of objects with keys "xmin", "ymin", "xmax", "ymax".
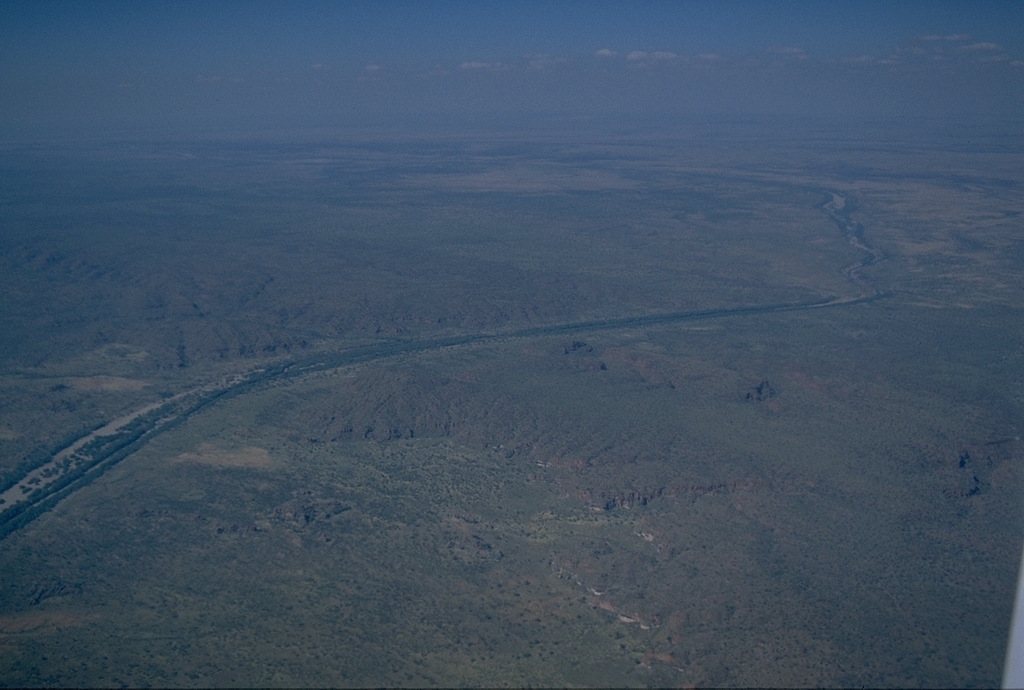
[{"xmin": 2, "ymin": 1, "xmax": 1023, "ymax": 137}]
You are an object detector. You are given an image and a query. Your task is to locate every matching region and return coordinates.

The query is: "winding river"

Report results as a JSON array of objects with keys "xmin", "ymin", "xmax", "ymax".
[{"xmin": 0, "ymin": 190, "xmax": 885, "ymax": 536}]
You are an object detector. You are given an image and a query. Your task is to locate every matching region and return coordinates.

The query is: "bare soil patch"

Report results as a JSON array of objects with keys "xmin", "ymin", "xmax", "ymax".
[
  {"xmin": 173, "ymin": 443, "xmax": 272, "ymax": 468},
  {"xmin": 67, "ymin": 376, "xmax": 149, "ymax": 392},
  {"xmin": 0, "ymin": 612, "xmax": 88, "ymax": 635}
]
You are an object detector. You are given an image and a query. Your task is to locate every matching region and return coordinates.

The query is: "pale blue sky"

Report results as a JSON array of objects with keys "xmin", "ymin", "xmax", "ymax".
[{"xmin": 2, "ymin": 1, "xmax": 1022, "ymax": 134}]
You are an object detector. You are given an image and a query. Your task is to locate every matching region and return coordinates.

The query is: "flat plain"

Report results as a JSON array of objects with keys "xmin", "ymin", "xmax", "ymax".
[{"xmin": 0, "ymin": 119, "xmax": 1022, "ymax": 687}]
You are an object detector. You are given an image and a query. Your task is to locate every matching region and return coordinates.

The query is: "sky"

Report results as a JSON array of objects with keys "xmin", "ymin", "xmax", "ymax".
[{"xmin": 1, "ymin": 1, "xmax": 1022, "ymax": 136}]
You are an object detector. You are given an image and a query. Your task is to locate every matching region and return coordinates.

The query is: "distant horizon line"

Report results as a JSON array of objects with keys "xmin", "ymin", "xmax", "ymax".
[{"xmin": 3, "ymin": 112, "xmax": 1022, "ymax": 147}]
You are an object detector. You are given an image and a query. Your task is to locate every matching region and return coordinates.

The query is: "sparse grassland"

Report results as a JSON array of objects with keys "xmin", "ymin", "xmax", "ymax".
[{"xmin": 0, "ymin": 121, "xmax": 1021, "ymax": 687}]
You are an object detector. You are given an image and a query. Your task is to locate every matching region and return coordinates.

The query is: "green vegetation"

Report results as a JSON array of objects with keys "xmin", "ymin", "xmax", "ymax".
[
  {"xmin": 0, "ymin": 422, "xmax": 104, "ymax": 496},
  {"xmin": 0, "ymin": 122, "xmax": 1021, "ymax": 687}
]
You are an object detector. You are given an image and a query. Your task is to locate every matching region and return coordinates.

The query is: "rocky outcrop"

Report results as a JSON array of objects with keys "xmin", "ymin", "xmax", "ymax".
[
  {"xmin": 600, "ymin": 487, "xmax": 666, "ymax": 510},
  {"xmin": 447, "ymin": 533, "xmax": 503, "ymax": 564},
  {"xmin": 746, "ymin": 379, "xmax": 775, "ymax": 402},
  {"xmin": 564, "ymin": 340, "xmax": 593, "ymax": 355},
  {"xmin": 27, "ymin": 580, "xmax": 81, "ymax": 606},
  {"xmin": 946, "ymin": 450, "xmax": 980, "ymax": 498},
  {"xmin": 271, "ymin": 499, "xmax": 352, "ymax": 526},
  {"xmin": 584, "ymin": 478, "xmax": 786, "ymax": 511}
]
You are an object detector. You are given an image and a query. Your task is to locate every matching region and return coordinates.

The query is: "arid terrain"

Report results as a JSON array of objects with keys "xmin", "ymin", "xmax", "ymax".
[{"xmin": 0, "ymin": 119, "xmax": 1022, "ymax": 687}]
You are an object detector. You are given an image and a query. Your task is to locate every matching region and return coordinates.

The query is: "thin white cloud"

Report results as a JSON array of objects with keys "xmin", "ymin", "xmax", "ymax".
[
  {"xmin": 892, "ymin": 34, "xmax": 1021, "ymax": 66},
  {"xmin": 437, "ymin": 35, "xmax": 1018, "ymax": 79},
  {"xmin": 365, "ymin": 64, "xmax": 382, "ymax": 72},
  {"xmin": 626, "ymin": 50, "xmax": 680, "ymax": 66},
  {"xmin": 526, "ymin": 54, "xmax": 567, "ymax": 70},
  {"xmin": 459, "ymin": 61, "xmax": 505, "ymax": 70},
  {"xmin": 958, "ymin": 42, "xmax": 1003, "ymax": 53},
  {"xmin": 771, "ymin": 46, "xmax": 806, "ymax": 55},
  {"xmin": 921, "ymin": 34, "xmax": 971, "ymax": 42}
]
